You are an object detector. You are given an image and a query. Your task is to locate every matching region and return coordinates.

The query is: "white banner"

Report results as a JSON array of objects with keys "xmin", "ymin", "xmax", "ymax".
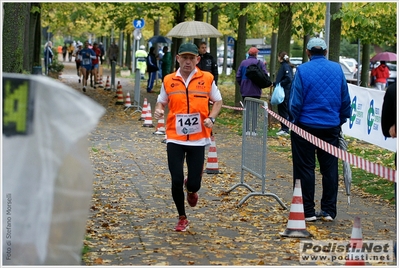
[{"xmin": 342, "ymin": 84, "xmax": 396, "ymax": 152}]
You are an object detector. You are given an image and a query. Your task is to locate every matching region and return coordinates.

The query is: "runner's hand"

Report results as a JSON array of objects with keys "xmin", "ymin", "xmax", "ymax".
[{"xmin": 154, "ymin": 109, "xmax": 164, "ymax": 120}]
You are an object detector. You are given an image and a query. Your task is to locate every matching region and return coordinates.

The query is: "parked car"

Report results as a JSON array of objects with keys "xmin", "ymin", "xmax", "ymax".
[
  {"xmin": 357, "ymin": 62, "xmax": 396, "ymax": 86},
  {"xmin": 217, "ymin": 51, "xmax": 233, "ymax": 67},
  {"xmin": 340, "ymin": 57, "xmax": 358, "ymax": 73},
  {"xmin": 339, "ymin": 62, "xmax": 356, "ymax": 82},
  {"xmin": 386, "ymin": 62, "xmax": 397, "ymax": 86},
  {"xmin": 290, "ymin": 57, "xmax": 303, "ymax": 67}
]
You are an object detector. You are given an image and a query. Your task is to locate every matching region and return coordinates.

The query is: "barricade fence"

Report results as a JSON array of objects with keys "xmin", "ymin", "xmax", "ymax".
[
  {"xmin": 209, "ymin": 101, "xmax": 396, "ymax": 183},
  {"xmin": 224, "ymin": 97, "xmax": 287, "ymax": 208}
]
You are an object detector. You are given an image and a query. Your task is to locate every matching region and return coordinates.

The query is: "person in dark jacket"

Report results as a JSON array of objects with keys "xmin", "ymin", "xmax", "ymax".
[
  {"xmin": 161, "ymin": 46, "xmax": 172, "ymax": 81},
  {"xmin": 273, "ymin": 51, "xmax": 294, "ymax": 136},
  {"xmin": 98, "ymin": 42, "xmax": 105, "ymax": 65},
  {"xmin": 381, "ymin": 81, "xmax": 397, "ymax": 258},
  {"xmin": 44, "ymin": 41, "xmax": 54, "ymax": 74},
  {"xmin": 146, "ymin": 46, "xmax": 159, "ymax": 93},
  {"xmin": 289, "ymin": 37, "xmax": 351, "ymax": 222},
  {"xmin": 197, "ymin": 42, "xmax": 218, "ymax": 85}
]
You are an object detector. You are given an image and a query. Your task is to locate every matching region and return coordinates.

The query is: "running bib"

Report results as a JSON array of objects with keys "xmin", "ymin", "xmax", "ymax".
[
  {"xmin": 175, "ymin": 113, "xmax": 202, "ymax": 135},
  {"xmin": 82, "ymin": 58, "xmax": 91, "ymax": 65}
]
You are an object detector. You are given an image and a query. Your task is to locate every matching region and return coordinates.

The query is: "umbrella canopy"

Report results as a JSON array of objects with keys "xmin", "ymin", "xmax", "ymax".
[
  {"xmin": 166, "ymin": 21, "xmax": 222, "ymax": 39},
  {"xmin": 339, "ymin": 132, "xmax": 352, "ymax": 205},
  {"xmin": 370, "ymin": 52, "xmax": 397, "ymax": 62},
  {"xmin": 148, "ymin": 35, "xmax": 172, "ymax": 44},
  {"xmin": 63, "ymin": 40, "xmax": 74, "ymax": 44}
]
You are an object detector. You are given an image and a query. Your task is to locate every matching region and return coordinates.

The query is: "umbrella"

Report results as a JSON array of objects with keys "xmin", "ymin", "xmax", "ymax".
[
  {"xmin": 339, "ymin": 132, "xmax": 352, "ymax": 205},
  {"xmin": 370, "ymin": 52, "xmax": 397, "ymax": 62},
  {"xmin": 63, "ymin": 40, "xmax": 73, "ymax": 44},
  {"xmin": 148, "ymin": 35, "xmax": 172, "ymax": 44},
  {"xmin": 166, "ymin": 21, "xmax": 222, "ymax": 39}
]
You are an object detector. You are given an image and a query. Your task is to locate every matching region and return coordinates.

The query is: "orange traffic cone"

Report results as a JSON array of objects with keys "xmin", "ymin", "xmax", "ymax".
[
  {"xmin": 139, "ymin": 98, "xmax": 148, "ymax": 121},
  {"xmin": 280, "ymin": 179, "xmax": 312, "ymax": 238},
  {"xmin": 105, "ymin": 76, "xmax": 111, "ymax": 90},
  {"xmin": 142, "ymin": 102, "xmax": 154, "ymax": 127},
  {"xmin": 345, "ymin": 217, "xmax": 365, "ymax": 266},
  {"xmin": 124, "ymin": 92, "xmax": 132, "ymax": 108},
  {"xmin": 153, "ymin": 117, "xmax": 166, "ymax": 135},
  {"xmin": 115, "ymin": 86, "xmax": 124, "ymax": 105},
  {"xmin": 204, "ymin": 135, "xmax": 222, "ymax": 174}
]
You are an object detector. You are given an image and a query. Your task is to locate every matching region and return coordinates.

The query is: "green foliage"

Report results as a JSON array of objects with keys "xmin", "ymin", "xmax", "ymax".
[
  {"xmin": 335, "ymin": 3, "xmax": 396, "ymax": 46},
  {"xmin": 49, "ymin": 48, "xmax": 64, "ymax": 73}
]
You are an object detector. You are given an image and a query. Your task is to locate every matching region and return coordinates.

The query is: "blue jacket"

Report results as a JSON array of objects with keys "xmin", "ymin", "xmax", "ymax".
[
  {"xmin": 236, "ymin": 56, "xmax": 268, "ymax": 97},
  {"xmin": 289, "ymin": 55, "xmax": 351, "ymax": 128}
]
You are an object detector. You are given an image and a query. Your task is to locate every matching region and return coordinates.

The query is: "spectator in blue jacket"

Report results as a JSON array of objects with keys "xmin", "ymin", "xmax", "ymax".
[{"xmin": 289, "ymin": 37, "xmax": 351, "ymax": 222}]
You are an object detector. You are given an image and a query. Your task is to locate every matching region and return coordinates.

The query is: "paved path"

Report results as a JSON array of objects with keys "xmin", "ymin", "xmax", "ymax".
[{"xmin": 56, "ymin": 61, "xmax": 397, "ymax": 266}]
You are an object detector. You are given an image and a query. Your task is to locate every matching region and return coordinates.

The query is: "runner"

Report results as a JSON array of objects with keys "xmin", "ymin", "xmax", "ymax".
[
  {"xmin": 73, "ymin": 41, "xmax": 83, "ymax": 84},
  {"xmin": 78, "ymin": 41, "xmax": 96, "ymax": 92},
  {"xmin": 91, "ymin": 42, "xmax": 102, "ymax": 89}
]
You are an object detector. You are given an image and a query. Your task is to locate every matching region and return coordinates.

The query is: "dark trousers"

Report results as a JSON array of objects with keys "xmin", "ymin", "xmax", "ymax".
[
  {"xmin": 167, "ymin": 143, "xmax": 205, "ymax": 217},
  {"xmin": 147, "ymin": 71, "xmax": 156, "ymax": 92},
  {"xmin": 291, "ymin": 124, "xmax": 340, "ymax": 219},
  {"xmin": 277, "ymin": 88, "xmax": 290, "ymax": 132}
]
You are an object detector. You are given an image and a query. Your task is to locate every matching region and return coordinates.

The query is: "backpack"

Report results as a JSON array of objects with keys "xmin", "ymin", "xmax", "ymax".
[{"xmin": 245, "ymin": 60, "xmax": 272, "ymax": 88}]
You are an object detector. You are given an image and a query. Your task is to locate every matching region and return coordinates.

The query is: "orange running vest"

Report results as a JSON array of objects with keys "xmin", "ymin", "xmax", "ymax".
[{"xmin": 163, "ymin": 68, "xmax": 214, "ymax": 141}]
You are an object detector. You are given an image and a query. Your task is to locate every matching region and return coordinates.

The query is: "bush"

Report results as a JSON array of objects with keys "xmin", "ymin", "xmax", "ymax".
[{"xmin": 49, "ymin": 47, "xmax": 64, "ymax": 73}]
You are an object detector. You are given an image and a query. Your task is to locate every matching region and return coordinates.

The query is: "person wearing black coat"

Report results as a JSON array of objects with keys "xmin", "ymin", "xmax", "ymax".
[
  {"xmin": 146, "ymin": 46, "xmax": 159, "ymax": 93},
  {"xmin": 197, "ymin": 42, "xmax": 218, "ymax": 85},
  {"xmin": 381, "ymin": 81, "xmax": 397, "ymax": 258},
  {"xmin": 273, "ymin": 51, "xmax": 294, "ymax": 135}
]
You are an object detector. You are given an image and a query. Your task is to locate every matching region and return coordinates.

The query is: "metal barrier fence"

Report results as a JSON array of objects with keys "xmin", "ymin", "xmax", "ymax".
[{"xmin": 225, "ymin": 97, "xmax": 287, "ymax": 209}]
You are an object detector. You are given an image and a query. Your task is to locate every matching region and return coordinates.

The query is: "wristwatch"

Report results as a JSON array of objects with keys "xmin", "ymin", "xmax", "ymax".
[{"xmin": 208, "ymin": 117, "xmax": 215, "ymax": 124}]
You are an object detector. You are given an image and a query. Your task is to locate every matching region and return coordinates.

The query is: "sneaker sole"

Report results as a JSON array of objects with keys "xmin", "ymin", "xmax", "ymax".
[
  {"xmin": 175, "ymin": 225, "xmax": 189, "ymax": 232},
  {"xmin": 305, "ymin": 216, "xmax": 317, "ymax": 222}
]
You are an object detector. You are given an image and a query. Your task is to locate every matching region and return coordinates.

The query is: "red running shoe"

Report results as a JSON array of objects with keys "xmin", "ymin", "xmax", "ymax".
[{"xmin": 174, "ymin": 216, "xmax": 189, "ymax": 232}]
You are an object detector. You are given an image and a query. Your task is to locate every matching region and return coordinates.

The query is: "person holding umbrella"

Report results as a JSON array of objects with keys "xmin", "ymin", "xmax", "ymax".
[{"xmin": 371, "ymin": 61, "xmax": 390, "ymax": 90}]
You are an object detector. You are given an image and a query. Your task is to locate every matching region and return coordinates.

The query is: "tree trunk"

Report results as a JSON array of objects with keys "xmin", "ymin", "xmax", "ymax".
[
  {"xmin": 235, "ymin": 2, "xmax": 248, "ymax": 107},
  {"xmin": 194, "ymin": 5, "xmax": 204, "ymax": 46},
  {"xmin": 328, "ymin": 3, "xmax": 342, "ymax": 63},
  {"xmin": 126, "ymin": 32, "xmax": 131, "ymax": 70},
  {"xmin": 275, "ymin": 3, "xmax": 292, "ymax": 72},
  {"xmin": 3, "ymin": 3, "xmax": 30, "ymax": 73},
  {"xmin": 32, "ymin": 4, "xmax": 42, "ymax": 69},
  {"xmin": 210, "ymin": 5, "xmax": 219, "ymax": 61},
  {"xmin": 302, "ymin": 35, "xmax": 310, "ymax": 63},
  {"xmin": 171, "ymin": 3, "xmax": 186, "ymax": 71},
  {"xmin": 269, "ymin": 32, "xmax": 278, "ymax": 81},
  {"xmin": 361, "ymin": 43, "xmax": 371, "ymax": 87}
]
